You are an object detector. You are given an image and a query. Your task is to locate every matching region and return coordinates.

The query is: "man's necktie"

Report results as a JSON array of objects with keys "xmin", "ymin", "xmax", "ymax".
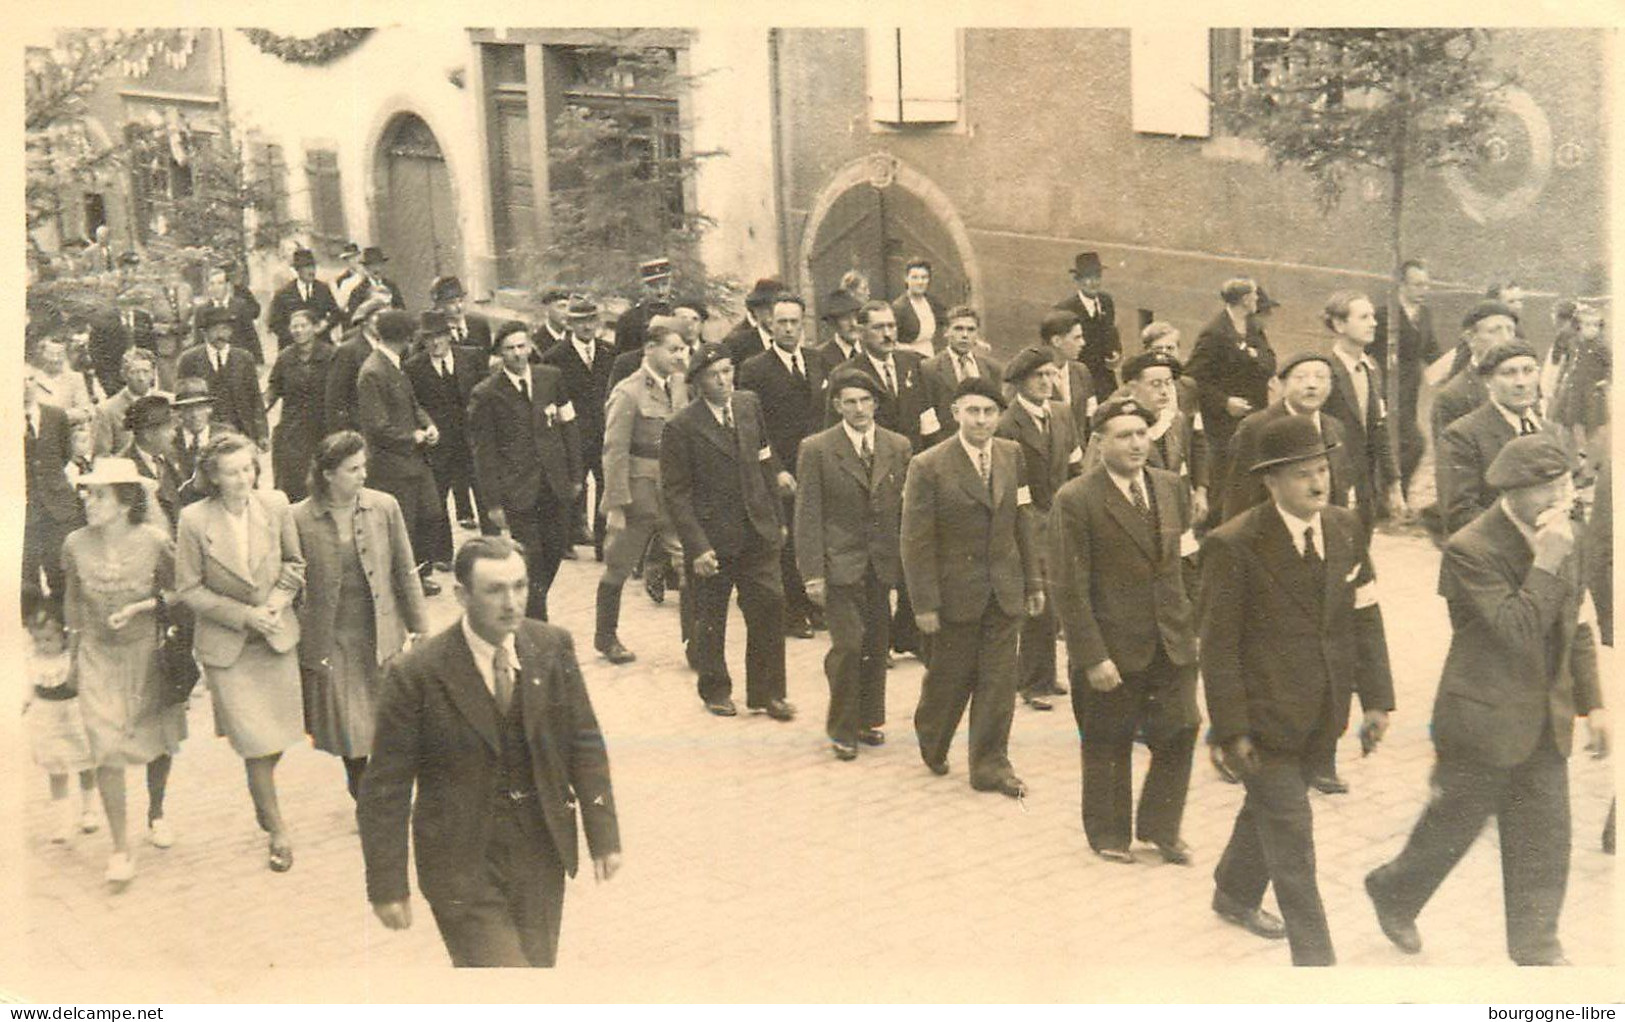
[
  {"xmin": 859, "ymin": 434, "xmax": 873, "ymax": 474},
  {"xmin": 958, "ymin": 354, "xmax": 977, "ymax": 380},
  {"xmin": 791, "ymin": 352, "xmax": 804, "ymax": 381},
  {"xmin": 1303, "ymin": 526, "xmax": 1323, "ymax": 574},
  {"xmin": 1519, "ymin": 415, "xmax": 1538, "ymax": 436},
  {"xmin": 1130, "ymin": 477, "xmax": 1151, "ymax": 517},
  {"xmin": 518, "ymin": 377, "xmax": 530, "ymax": 403},
  {"xmin": 723, "ymin": 402, "xmax": 735, "ymax": 432},
  {"xmin": 881, "ymin": 363, "xmax": 896, "ymax": 396},
  {"xmin": 978, "ymin": 447, "xmax": 991, "ymax": 490},
  {"xmin": 492, "ymin": 646, "xmax": 515, "ymax": 715}
]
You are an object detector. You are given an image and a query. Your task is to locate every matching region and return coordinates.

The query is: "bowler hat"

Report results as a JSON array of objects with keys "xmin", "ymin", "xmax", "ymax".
[
  {"xmin": 828, "ymin": 366, "xmax": 883, "ymax": 400},
  {"xmin": 74, "ymin": 456, "xmax": 157, "ymax": 489},
  {"xmin": 1091, "ymin": 397, "xmax": 1157, "ymax": 433},
  {"xmin": 687, "ymin": 343, "xmax": 732, "ymax": 381},
  {"xmin": 124, "ymin": 394, "xmax": 173, "ymax": 433},
  {"xmin": 418, "ymin": 310, "xmax": 452, "ymax": 336},
  {"xmin": 374, "ymin": 309, "xmax": 415, "ymax": 344},
  {"xmin": 539, "ymin": 287, "xmax": 570, "ymax": 305},
  {"xmin": 171, "ymin": 377, "xmax": 214, "ymax": 408},
  {"xmin": 1005, "ymin": 346, "xmax": 1056, "ymax": 384},
  {"xmin": 566, "ymin": 295, "xmax": 601, "ymax": 318},
  {"xmin": 196, "ymin": 305, "xmax": 234, "ymax": 331},
  {"xmin": 430, "ymin": 275, "xmax": 465, "ymax": 304},
  {"xmin": 1071, "ymin": 251, "xmax": 1103, "ymax": 278},
  {"xmin": 1485, "ymin": 433, "xmax": 1574, "ymax": 492},
  {"xmin": 361, "ymin": 246, "xmax": 389, "ymax": 268},
  {"xmin": 290, "ymin": 248, "xmax": 317, "ymax": 268},
  {"xmin": 339, "ymin": 242, "xmax": 361, "ymax": 258},
  {"xmin": 639, "ymin": 258, "xmax": 673, "ymax": 282},
  {"xmin": 952, "ymin": 374, "xmax": 1004, "ymax": 408},
  {"xmin": 1249, "ymin": 415, "xmax": 1340, "ymax": 474},
  {"xmin": 745, "ymin": 278, "xmax": 786, "ymax": 310},
  {"xmin": 1120, "ymin": 350, "xmax": 1182, "ymax": 382},
  {"xmin": 1276, "ymin": 349, "xmax": 1334, "ymax": 380},
  {"xmin": 1462, "ymin": 300, "xmax": 1519, "ymax": 331},
  {"xmin": 821, "ymin": 288, "xmax": 862, "ymax": 321},
  {"xmin": 1476, "ymin": 340, "xmax": 1540, "ymax": 375}
]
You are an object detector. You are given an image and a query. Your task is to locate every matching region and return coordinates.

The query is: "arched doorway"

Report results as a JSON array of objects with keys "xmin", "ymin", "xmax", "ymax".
[{"xmin": 374, "ymin": 112, "xmax": 462, "ymax": 310}]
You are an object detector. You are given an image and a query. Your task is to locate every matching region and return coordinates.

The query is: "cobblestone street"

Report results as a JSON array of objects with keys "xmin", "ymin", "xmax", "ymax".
[{"xmin": 13, "ymin": 522, "xmax": 1616, "ymax": 993}]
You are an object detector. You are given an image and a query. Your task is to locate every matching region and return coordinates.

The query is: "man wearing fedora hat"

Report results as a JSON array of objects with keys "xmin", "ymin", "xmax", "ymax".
[
  {"xmin": 1438, "ymin": 340, "xmax": 1549, "ymax": 536},
  {"xmin": 813, "ymin": 288, "xmax": 864, "ymax": 376},
  {"xmin": 1201, "ymin": 414, "xmax": 1395, "ymax": 966},
  {"xmin": 269, "ymin": 248, "xmax": 342, "ymax": 351},
  {"xmin": 345, "ymin": 246, "xmax": 405, "ymax": 320},
  {"xmin": 613, "ymin": 258, "xmax": 676, "ymax": 355},
  {"xmin": 177, "ymin": 306, "xmax": 267, "ymax": 450},
  {"xmin": 1366, "ymin": 433, "xmax": 1605, "ymax": 966},
  {"xmin": 430, "ymin": 275, "xmax": 492, "ymax": 354},
  {"xmin": 723, "ymin": 278, "xmax": 784, "ymax": 366},
  {"xmin": 325, "ymin": 294, "xmax": 396, "ymax": 436},
  {"xmin": 1054, "ymin": 252, "xmax": 1122, "ymax": 400},
  {"xmin": 169, "ymin": 377, "xmax": 226, "ymax": 490},
  {"xmin": 405, "ymin": 310, "xmax": 487, "ymax": 546},
  {"xmin": 121, "ymin": 394, "xmax": 184, "ymax": 530},
  {"xmin": 333, "ymin": 241, "xmax": 366, "ymax": 311},
  {"xmin": 542, "ymin": 295, "xmax": 617, "ymax": 560}
]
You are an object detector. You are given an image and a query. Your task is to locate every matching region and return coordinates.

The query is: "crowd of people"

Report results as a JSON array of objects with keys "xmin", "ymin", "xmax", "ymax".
[{"xmin": 20, "ymin": 239, "xmax": 1612, "ymax": 969}]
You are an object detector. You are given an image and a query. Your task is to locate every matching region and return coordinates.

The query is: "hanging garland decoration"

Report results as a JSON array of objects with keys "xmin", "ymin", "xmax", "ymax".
[{"xmin": 239, "ymin": 28, "xmax": 374, "ymax": 66}]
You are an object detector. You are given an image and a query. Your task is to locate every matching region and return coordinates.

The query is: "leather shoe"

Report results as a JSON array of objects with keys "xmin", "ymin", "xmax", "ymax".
[
  {"xmin": 924, "ymin": 758, "xmax": 949, "ymax": 776},
  {"xmin": 785, "ymin": 619, "xmax": 815, "ymax": 639},
  {"xmin": 1212, "ymin": 890, "xmax": 1286, "ymax": 940},
  {"xmin": 1517, "ymin": 955, "xmax": 1571, "ymax": 967},
  {"xmin": 973, "ymin": 775, "xmax": 1027, "ymax": 799},
  {"xmin": 1309, "ymin": 774, "xmax": 1350, "ymax": 795},
  {"xmin": 831, "ymin": 742, "xmax": 858, "ymax": 761},
  {"xmin": 705, "ymin": 700, "xmax": 738, "ymax": 717},
  {"xmin": 1364, "ymin": 872, "xmax": 1422, "ymax": 954},
  {"xmin": 1095, "ymin": 847, "xmax": 1136, "ymax": 864},
  {"xmin": 1022, "ymin": 694, "xmax": 1054, "ymax": 711},
  {"xmin": 561, "ymin": 546, "xmax": 579, "ymax": 560},
  {"xmin": 758, "ymin": 698, "xmax": 795, "ymax": 722},
  {"xmin": 596, "ymin": 638, "xmax": 636, "ymax": 665},
  {"xmin": 1152, "ymin": 839, "xmax": 1193, "ymax": 865},
  {"xmin": 858, "ymin": 728, "xmax": 886, "ymax": 746},
  {"xmin": 419, "ymin": 577, "xmax": 442, "ymax": 597},
  {"xmin": 1049, "ymin": 680, "xmax": 1069, "ymax": 695}
]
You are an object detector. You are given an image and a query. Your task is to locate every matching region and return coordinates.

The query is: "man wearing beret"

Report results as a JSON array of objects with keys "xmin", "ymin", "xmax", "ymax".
[
  {"xmin": 1050, "ymin": 398, "xmax": 1200, "ymax": 864},
  {"xmin": 1053, "ymin": 251, "xmax": 1122, "ymax": 400},
  {"xmin": 795, "ymin": 367, "xmax": 912, "ymax": 759},
  {"xmin": 1322, "ymin": 290, "xmax": 1404, "ymax": 539},
  {"xmin": 614, "ymin": 259, "xmax": 675, "ymax": 355},
  {"xmin": 430, "ymin": 275, "xmax": 493, "ymax": 354},
  {"xmin": 812, "ymin": 288, "xmax": 864, "ymax": 377},
  {"xmin": 903, "ymin": 375, "xmax": 1044, "ymax": 797},
  {"xmin": 998, "ymin": 346, "xmax": 1083, "ymax": 710},
  {"xmin": 1088, "ymin": 350, "xmax": 1209, "ymax": 525},
  {"xmin": 1437, "ymin": 341, "xmax": 1548, "ymax": 536},
  {"xmin": 405, "ymin": 310, "xmax": 487, "ymax": 544},
  {"xmin": 542, "ymin": 296, "xmax": 617, "ymax": 559},
  {"xmin": 1429, "ymin": 301, "xmax": 1519, "ymax": 446},
  {"xmin": 536, "ymin": 288, "xmax": 573, "ymax": 352},
  {"xmin": 1201, "ymin": 415, "xmax": 1395, "ymax": 965},
  {"xmin": 662, "ymin": 344, "xmax": 796, "ymax": 719},
  {"xmin": 176, "ymin": 305, "xmax": 267, "ymax": 448},
  {"xmin": 1367, "ymin": 434, "xmax": 1606, "ymax": 966},
  {"xmin": 1220, "ymin": 351, "xmax": 1354, "ymax": 529}
]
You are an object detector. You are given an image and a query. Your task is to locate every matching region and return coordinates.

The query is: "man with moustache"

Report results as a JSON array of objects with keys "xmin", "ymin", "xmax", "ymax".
[
  {"xmin": 1437, "ymin": 341, "xmax": 1549, "ymax": 536},
  {"xmin": 795, "ymin": 367, "xmax": 912, "ymax": 760},
  {"xmin": 1323, "ymin": 290, "xmax": 1403, "ymax": 538},
  {"xmin": 1050, "ymin": 397, "xmax": 1200, "ymax": 865}
]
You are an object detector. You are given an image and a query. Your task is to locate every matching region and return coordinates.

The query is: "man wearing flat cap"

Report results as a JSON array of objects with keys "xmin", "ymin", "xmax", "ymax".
[
  {"xmin": 542, "ymin": 296, "xmax": 616, "ymax": 559},
  {"xmin": 813, "ymin": 288, "xmax": 864, "ymax": 376},
  {"xmin": 902, "ymin": 374, "xmax": 1044, "ymax": 798},
  {"xmin": 1201, "ymin": 415, "xmax": 1395, "ymax": 966},
  {"xmin": 1050, "ymin": 397, "xmax": 1200, "ymax": 865},
  {"xmin": 177, "ymin": 305, "xmax": 267, "ymax": 448},
  {"xmin": 661, "ymin": 343, "xmax": 797, "ymax": 720},
  {"xmin": 1437, "ymin": 341, "xmax": 1548, "ymax": 536},
  {"xmin": 614, "ymin": 258, "xmax": 676, "ymax": 355},
  {"xmin": 405, "ymin": 310, "xmax": 487, "ymax": 543},
  {"xmin": 269, "ymin": 247, "xmax": 343, "ymax": 350},
  {"xmin": 1053, "ymin": 251, "xmax": 1122, "ymax": 400},
  {"xmin": 430, "ymin": 276, "xmax": 493, "ymax": 354},
  {"xmin": 723, "ymin": 278, "xmax": 784, "ymax": 366},
  {"xmin": 795, "ymin": 366, "xmax": 912, "ymax": 760},
  {"xmin": 1367, "ymin": 434, "xmax": 1606, "ymax": 966},
  {"xmin": 344, "ymin": 246, "xmax": 405, "ymax": 320},
  {"xmin": 1430, "ymin": 300, "xmax": 1520, "ymax": 446},
  {"xmin": 997, "ymin": 345, "xmax": 1083, "ymax": 711}
]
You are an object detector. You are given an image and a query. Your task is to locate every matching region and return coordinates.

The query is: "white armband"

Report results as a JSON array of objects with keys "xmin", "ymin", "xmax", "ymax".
[
  {"xmin": 1068, "ymin": 446, "xmax": 1083, "ymax": 465},
  {"xmin": 1179, "ymin": 529, "xmax": 1200, "ymax": 558},
  {"xmin": 558, "ymin": 400, "xmax": 577, "ymax": 423},
  {"xmin": 1353, "ymin": 581, "xmax": 1379, "ymax": 610},
  {"xmin": 920, "ymin": 407, "xmax": 941, "ymax": 434},
  {"xmin": 1016, "ymin": 485, "xmax": 1033, "ymax": 507},
  {"xmin": 758, "ymin": 445, "xmax": 773, "ymax": 463}
]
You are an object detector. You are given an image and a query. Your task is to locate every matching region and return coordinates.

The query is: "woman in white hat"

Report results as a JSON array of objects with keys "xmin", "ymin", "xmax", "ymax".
[{"xmin": 61, "ymin": 457, "xmax": 187, "ymax": 887}]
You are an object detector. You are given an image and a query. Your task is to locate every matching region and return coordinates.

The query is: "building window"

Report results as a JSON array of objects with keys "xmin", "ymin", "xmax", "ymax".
[
  {"xmin": 303, "ymin": 147, "xmax": 347, "ymax": 255},
  {"xmin": 866, "ymin": 28, "xmax": 961, "ymax": 126},
  {"xmin": 254, "ymin": 141, "xmax": 290, "ymax": 227},
  {"xmin": 1130, "ymin": 28, "xmax": 1213, "ymax": 138},
  {"xmin": 126, "ymin": 122, "xmax": 203, "ymax": 241},
  {"xmin": 483, "ymin": 43, "xmax": 536, "ymax": 282}
]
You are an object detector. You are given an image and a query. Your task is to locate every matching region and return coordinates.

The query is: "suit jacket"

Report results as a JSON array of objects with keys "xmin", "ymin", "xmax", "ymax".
[
  {"xmin": 540, "ymin": 335, "xmax": 617, "ymax": 454},
  {"xmin": 467, "ymin": 365, "xmax": 583, "ymax": 512},
  {"xmin": 811, "ymin": 338, "xmax": 859, "ymax": 378},
  {"xmin": 357, "ymin": 349, "xmax": 435, "ymax": 490},
  {"xmin": 446, "ymin": 313, "xmax": 493, "ymax": 355},
  {"xmin": 324, "ymin": 332, "xmax": 374, "ymax": 435},
  {"xmin": 736, "ymin": 346, "xmax": 830, "ymax": 476},
  {"xmin": 1220, "ymin": 404, "xmax": 1354, "ymax": 523},
  {"xmin": 1437, "ymin": 401, "xmax": 1531, "ymax": 535},
  {"xmin": 1184, "ymin": 310, "xmax": 1277, "ymax": 456},
  {"xmin": 723, "ymin": 318, "xmax": 774, "ymax": 367},
  {"xmin": 1431, "ymin": 503, "xmax": 1600, "ymax": 767},
  {"xmin": 25, "ymin": 403, "xmax": 81, "ymax": 524},
  {"xmin": 267, "ymin": 278, "xmax": 343, "ymax": 347},
  {"xmin": 345, "ymin": 275, "xmax": 406, "ymax": 319},
  {"xmin": 1048, "ymin": 465, "xmax": 1198, "ymax": 674},
  {"xmin": 175, "ymin": 489, "xmax": 305, "ymax": 668},
  {"xmin": 1051, "ymin": 360, "xmax": 1099, "ymax": 447},
  {"xmin": 175, "ymin": 344, "xmax": 267, "ymax": 442},
  {"xmin": 291, "ymin": 488, "xmax": 430, "ymax": 675},
  {"xmin": 996, "ymin": 397, "xmax": 1082, "ymax": 514},
  {"xmin": 794, "ymin": 424, "xmax": 911, "ymax": 587},
  {"xmin": 1200, "ymin": 502, "xmax": 1395, "ymax": 752},
  {"xmin": 900, "ymin": 435, "xmax": 1042, "ymax": 622},
  {"xmin": 830, "ymin": 350, "xmax": 942, "ymax": 450},
  {"xmin": 1323, "ymin": 348, "xmax": 1392, "ymax": 530},
  {"xmin": 170, "ymin": 423, "xmax": 230, "ymax": 490},
  {"xmin": 661, "ymin": 390, "xmax": 785, "ymax": 561},
  {"xmin": 614, "ymin": 297, "xmax": 672, "ymax": 355},
  {"xmin": 1430, "ymin": 368, "xmax": 1487, "ymax": 443},
  {"xmin": 1372, "ymin": 302, "xmax": 1440, "ymax": 413},
  {"xmin": 193, "ymin": 288, "xmax": 263, "ymax": 360},
  {"xmin": 121, "ymin": 439, "xmax": 183, "ymax": 533},
  {"xmin": 88, "ymin": 309, "xmax": 156, "ymax": 394},
  {"xmin": 404, "ymin": 345, "xmax": 485, "ymax": 448},
  {"xmin": 358, "ymin": 619, "xmax": 620, "ymax": 905},
  {"xmin": 1055, "ymin": 289, "xmax": 1121, "ymax": 398},
  {"xmin": 92, "ymin": 387, "xmax": 138, "ymax": 457},
  {"xmin": 1085, "ymin": 404, "xmax": 1207, "ymax": 493},
  {"xmin": 892, "ymin": 292, "xmax": 948, "ymax": 353},
  {"xmin": 924, "ymin": 349, "xmax": 1005, "ymax": 437}
]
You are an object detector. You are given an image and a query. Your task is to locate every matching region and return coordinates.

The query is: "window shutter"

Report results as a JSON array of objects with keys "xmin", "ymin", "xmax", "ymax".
[
  {"xmin": 1130, "ymin": 28, "xmax": 1212, "ymax": 138},
  {"xmin": 868, "ymin": 28, "xmax": 960, "ymax": 125}
]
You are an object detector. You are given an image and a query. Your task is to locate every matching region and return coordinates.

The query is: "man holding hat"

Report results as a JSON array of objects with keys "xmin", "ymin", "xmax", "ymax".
[
  {"xmin": 345, "ymin": 246, "xmax": 405, "ymax": 320},
  {"xmin": 902, "ymin": 374, "xmax": 1044, "ymax": 797},
  {"xmin": 177, "ymin": 305, "xmax": 267, "ymax": 448},
  {"xmin": 723, "ymin": 278, "xmax": 784, "ymax": 365},
  {"xmin": 269, "ymin": 248, "xmax": 342, "ymax": 350},
  {"xmin": 1054, "ymin": 251, "xmax": 1122, "ymax": 400},
  {"xmin": 430, "ymin": 275, "xmax": 492, "ymax": 353},
  {"xmin": 1430, "ymin": 300, "xmax": 1520, "ymax": 445},
  {"xmin": 1220, "ymin": 350, "xmax": 1354, "ymax": 531},
  {"xmin": 661, "ymin": 343, "xmax": 796, "ymax": 720},
  {"xmin": 813, "ymin": 288, "xmax": 864, "ymax": 376},
  {"xmin": 542, "ymin": 295, "xmax": 616, "ymax": 558},
  {"xmin": 405, "ymin": 310, "xmax": 487, "ymax": 541},
  {"xmin": 1201, "ymin": 414, "xmax": 1395, "ymax": 966},
  {"xmin": 326, "ymin": 293, "xmax": 396, "ymax": 435},
  {"xmin": 1437, "ymin": 340, "xmax": 1548, "ymax": 536},
  {"xmin": 997, "ymin": 346, "xmax": 1083, "ymax": 710},
  {"xmin": 359, "ymin": 309, "xmax": 447, "ymax": 597},
  {"xmin": 1366, "ymin": 433, "xmax": 1605, "ymax": 966},
  {"xmin": 795, "ymin": 366, "xmax": 912, "ymax": 759},
  {"xmin": 1050, "ymin": 397, "xmax": 1200, "ymax": 864},
  {"xmin": 614, "ymin": 258, "xmax": 676, "ymax": 354}
]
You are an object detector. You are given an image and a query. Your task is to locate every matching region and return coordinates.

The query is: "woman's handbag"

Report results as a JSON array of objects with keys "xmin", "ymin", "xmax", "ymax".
[{"xmin": 155, "ymin": 598, "xmax": 201, "ymax": 707}]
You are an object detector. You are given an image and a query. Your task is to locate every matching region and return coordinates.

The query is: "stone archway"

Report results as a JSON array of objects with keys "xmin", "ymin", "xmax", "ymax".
[{"xmin": 372, "ymin": 111, "xmax": 463, "ymax": 310}]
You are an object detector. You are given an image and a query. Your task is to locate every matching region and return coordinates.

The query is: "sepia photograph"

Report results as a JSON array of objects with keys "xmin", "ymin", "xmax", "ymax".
[{"xmin": 8, "ymin": 4, "xmax": 1619, "ymax": 1005}]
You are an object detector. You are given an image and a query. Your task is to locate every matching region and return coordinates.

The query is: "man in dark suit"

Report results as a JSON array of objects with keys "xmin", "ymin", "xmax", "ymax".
[
  {"xmin": 812, "ymin": 288, "xmax": 864, "ymax": 376},
  {"xmin": 267, "ymin": 247, "xmax": 343, "ymax": 350},
  {"xmin": 1323, "ymin": 290, "xmax": 1401, "ymax": 538},
  {"xmin": 662, "ymin": 344, "xmax": 796, "ymax": 720},
  {"xmin": 121, "ymin": 394, "xmax": 183, "ymax": 531},
  {"xmin": 722, "ymin": 277, "xmax": 782, "ymax": 366},
  {"xmin": 193, "ymin": 263, "xmax": 264, "ymax": 363},
  {"xmin": 1038, "ymin": 310, "xmax": 1099, "ymax": 446},
  {"xmin": 93, "ymin": 347, "xmax": 160, "ymax": 456},
  {"xmin": 1220, "ymin": 352, "xmax": 1355, "ymax": 528},
  {"xmin": 468, "ymin": 323, "xmax": 583, "ymax": 621},
  {"xmin": 359, "ymin": 535, "xmax": 621, "ymax": 968},
  {"xmin": 1366, "ymin": 435, "xmax": 1605, "ymax": 966},
  {"xmin": 997, "ymin": 347, "xmax": 1083, "ymax": 710},
  {"xmin": 1053, "ymin": 251, "xmax": 1121, "ymax": 400},
  {"xmin": 903, "ymin": 375, "xmax": 1044, "ymax": 797},
  {"xmin": 176, "ymin": 306, "xmax": 267, "ymax": 448},
  {"xmin": 345, "ymin": 246, "xmax": 406, "ymax": 320},
  {"xmin": 358, "ymin": 309, "xmax": 447, "ymax": 596},
  {"xmin": 795, "ymin": 368, "xmax": 911, "ymax": 760},
  {"xmin": 1092, "ymin": 351, "xmax": 1209, "ymax": 524},
  {"xmin": 88, "ymin": 290, "xmax": 157, "ymax": 396},
  {"xmin": 23, "ymin": 373, "xmax": 83, "ymax": 597},
  {"xmin": 536, "ymin": 288, "xmax": 573, "ymax": 353},
  {"xmin": 541, "ymin": 296, "xmax": 616, "ymax": 558},
  {"xmin": 405, "ymin": 311, "xmax": 487, "ymax": 549},
  {"xmin": 1051, "ymin": 397, "xmax": 1200, "ymax": 865},
  {"xmin": 922, "ymin": 306, "xmax": 1005, "ymax": 438},
  {"xmin": 737, "ymin": 293, "xmax": 829, "ymax": 638},
  {"xmin": 1438, "ymin": 341, "xmax": 1547, "ymax": 536},
  {"xmin": 1184, "ymin": 278, "xmax": 1277, "ymax": 524},
  {"xmin": 612, "ymin": 258, "xmax": 676, "ymax": 355},
  {"xmin": 169, "ymin": 377, "xmax": 223, "ymax": 487},
  {"xmin": 1140, "ymin": 323, "xmax": 1204, "ymax": 427},
  {"xmin": 1371, "ymin": 259, "xmax": 1439, "ymax": 497},
  {"xmin": 892, "ymin": 257, "xmax": 948, "ymax": 357},
  {"xmin": 429, "ymin": 275, "xmax": 493, "ymax": 354},
  {"xmin": 325, "ymin": 294, "xmax": 394, "ymax": 435},
  {"xmin": 1202, "ymin": 415, "xmax": 1395, "ymax": 966},
  {"xmin": 1429, "ymin": 301, "xmax": 1520, "ymax": 445}
]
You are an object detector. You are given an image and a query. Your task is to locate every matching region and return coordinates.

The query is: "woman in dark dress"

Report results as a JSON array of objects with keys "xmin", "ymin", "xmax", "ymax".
[{"xmin": 265, "ymin": 309, "xmax": 335, "ymax": 501}]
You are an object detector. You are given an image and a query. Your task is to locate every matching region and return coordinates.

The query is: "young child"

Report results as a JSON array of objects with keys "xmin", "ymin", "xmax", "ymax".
[
  {"xmin": 22, "ymin": 586, "xmax": 99, "ymax": 843},
  {"xmin": 63, "ymin": 421, "xmax": 95, "ymax": 486}
]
